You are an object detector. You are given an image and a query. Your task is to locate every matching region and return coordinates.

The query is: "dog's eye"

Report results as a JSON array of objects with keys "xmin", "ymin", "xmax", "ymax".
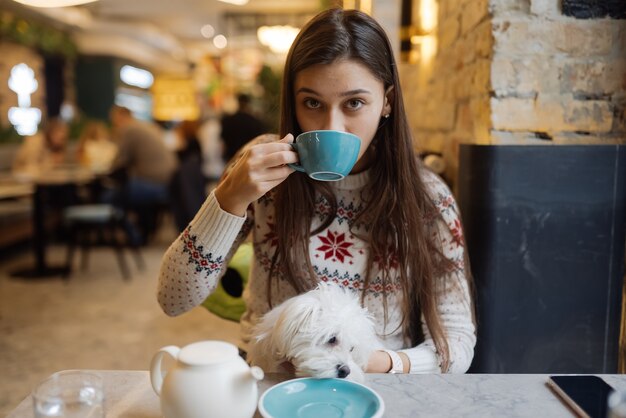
[
  {"xmin": 327, "ymin": 336, "xmax": 337, "ymax": 345},
  {"xmin": 350, "ymin": 346, "xmax": 355, "ymax": 352}
]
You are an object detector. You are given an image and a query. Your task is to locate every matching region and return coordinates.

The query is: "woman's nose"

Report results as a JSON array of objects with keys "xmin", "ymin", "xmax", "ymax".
[{"xmin": 321, "ymin": 110, "xmax": 345, "ymax": 131}]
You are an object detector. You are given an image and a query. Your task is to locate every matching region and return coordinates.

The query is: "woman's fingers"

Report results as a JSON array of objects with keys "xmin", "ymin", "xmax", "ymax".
[
  {"xmin": 246, "ymin": 133, "xmax": 294, "ymax": 156},
  {"xmin": 244, "ymin": 134, "xmax": 298, "ymax": 169},
  {"xmin": 280, "ymin": 133, "xmax": 294, "ymax": 144},
  {"xmin": 255, "ymin": 165, "xmax": 295, "ymax": 182},
  {"xmin": 248, "ymin": 141, "xmax": 293, "ymax": 157},
  {"xmin": 216, "ymin": 133, "xmax": 297, "ymax": 213},
  {"xmin": 261, "ymin": 149, "xmax": 299, "ymax": 168}
]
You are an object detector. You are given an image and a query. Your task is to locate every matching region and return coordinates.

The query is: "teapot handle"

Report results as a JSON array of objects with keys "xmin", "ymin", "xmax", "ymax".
[{"xmin": 150, "ymin": 345, "xmax": 180, "ymax": 396}]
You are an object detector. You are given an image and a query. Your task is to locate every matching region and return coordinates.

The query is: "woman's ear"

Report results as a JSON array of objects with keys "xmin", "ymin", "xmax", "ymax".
[{"xmin": 383, "ymin": 86, "xmax": 394, "ymax": 116}]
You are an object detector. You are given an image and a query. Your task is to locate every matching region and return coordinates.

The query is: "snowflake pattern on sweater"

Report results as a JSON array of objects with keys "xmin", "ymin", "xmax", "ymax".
[
  {"xmin": 157, "ymin": 168, "xmax": 476, "ymax": 374},
  {"xmin": 316, "ymin": 230, "xmax": 354, "ymax": 262}
]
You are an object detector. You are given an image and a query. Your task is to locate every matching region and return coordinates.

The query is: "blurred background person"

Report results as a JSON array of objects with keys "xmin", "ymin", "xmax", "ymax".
[
  {"xmin": 198, "ymin": 111, "xmax": 225, "ymax": 186},
  {"xmin": 11, "ymin": 117, "xmax": 78, "ymax": 241},
  {"xmin": 108, "ymin": 105, "xmax": 177, "ymax": 206},
  {"xmin": 107, "ymin": 105, "xmax": 178, "ymax": 243},
  {"xmin": 220, "ymin": 93, "xmax": 267, "ymax": 163},
  {"xmin": 170, "ymin": 119, "xmax": 207, "ymax": 232},
  {"xmin": 12, "ymin": 117, "xmax": 70, "ymax": 176},
  {"xmin": 76, "ymin": 120, "xmax": 117, "ymax": 173}
]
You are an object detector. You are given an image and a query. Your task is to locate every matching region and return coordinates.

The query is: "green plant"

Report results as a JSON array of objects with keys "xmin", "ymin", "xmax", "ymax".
[
  {"xmin": 0, "ymin": 11, "xmax": 77, "ymax": 58},
  {"xmin": 0, "ymin": 121, "xmax": 23, "ymax": 144},
  {"xmin": 257, "ymin": 64, "xmax": 282, "ymax": 133}
]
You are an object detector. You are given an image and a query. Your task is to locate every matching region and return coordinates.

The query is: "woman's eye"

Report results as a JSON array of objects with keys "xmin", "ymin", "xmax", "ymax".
[
  {"xmin": 304, "ymin": 98, "xmax": 321, "ymax": 109},
  {"xmin": 346, "ymin": 99, "xmax": 364, "ymax": 110},
  {"xmin": 327, "ymin": 336, "xmax": 337, "ymax": 345}
]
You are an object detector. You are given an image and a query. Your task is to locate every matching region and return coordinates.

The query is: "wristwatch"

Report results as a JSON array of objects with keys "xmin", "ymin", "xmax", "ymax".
[{"xmin": 382, "ymin": 349, "xmax": 403, "ymax": 374}]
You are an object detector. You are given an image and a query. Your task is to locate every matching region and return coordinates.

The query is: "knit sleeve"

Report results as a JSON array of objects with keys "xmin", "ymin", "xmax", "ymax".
[
  {"xmin": 399, "ymin": 169, "xmax": 476, "ymax": 373},
  {"xmin": 157, "ymin": 190, "xmax": 254, "ymax": 316}
]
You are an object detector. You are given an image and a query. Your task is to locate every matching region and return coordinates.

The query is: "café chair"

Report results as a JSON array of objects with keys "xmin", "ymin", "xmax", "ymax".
[
  {"xmin": 199, "ymin": 138, "xmax": 266, "ymax": 322},
  {"xmin": 62, "ymin": 203, "xmax": 144, "ymax": 281},
  {"xmin": 201, "ymin": 242, "xmax": 252, "ymax": 322}
]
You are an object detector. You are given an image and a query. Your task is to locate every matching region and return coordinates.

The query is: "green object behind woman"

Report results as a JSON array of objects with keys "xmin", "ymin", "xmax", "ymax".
[{"xmin": 201, "ymin": 242, "xmax": 252, "ymax": 322}]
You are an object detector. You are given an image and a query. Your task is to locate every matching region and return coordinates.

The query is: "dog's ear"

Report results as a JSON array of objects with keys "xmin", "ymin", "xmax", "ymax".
[
  {"xmin": 250, "ymin": 305, "xmax": 283, "ymax": 352},
  {"xmin": 249, "ymin": 296, "xmax": 318, "ymax": 366},
  {"xmin": 248, "ymin": 307, "xmax": 281, "ymax": 370},
  {"xmin": 271, "ymin": 297, "xmax": 319, "ymax": 353}
]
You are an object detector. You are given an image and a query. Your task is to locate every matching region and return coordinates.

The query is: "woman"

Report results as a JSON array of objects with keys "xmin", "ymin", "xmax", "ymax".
[
  {"xmin": 158, "ymin": 8, "xmax": 475, "ymax": 374},
  {"xmin": 76, "ymin": 121, "xmax": 117, "ymax": 172},
  {"xmin": 12, "ymin": 117, "xmax": 69, "ymax": 175},
  {"xmin": 170, "ymin": 120, "xmax": 207, "ymax": 232}
]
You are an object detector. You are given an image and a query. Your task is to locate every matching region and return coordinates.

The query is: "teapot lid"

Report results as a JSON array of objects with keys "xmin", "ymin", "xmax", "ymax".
[{"xmin": 178, "ymin": 341, "xmax": 239, "ymax": 366}]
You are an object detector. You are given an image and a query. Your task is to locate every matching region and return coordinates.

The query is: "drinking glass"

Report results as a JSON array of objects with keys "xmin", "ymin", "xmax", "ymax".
[{"xmin": 33, "ymin": 371, "xmax": 104, "ymax": 418}]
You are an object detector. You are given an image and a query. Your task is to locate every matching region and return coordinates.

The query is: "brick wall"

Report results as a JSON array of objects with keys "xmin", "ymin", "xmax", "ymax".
[
  {"xmin": 400, "ymin": 0, "xmax": 626, "ymax": 185},
  {"xmin": 400, "ymin": 0, "xmax": 493, "ymax": 183},
  {"xmin": 490, "ymin": 0, "xmax": 625, "ymax": 146}
]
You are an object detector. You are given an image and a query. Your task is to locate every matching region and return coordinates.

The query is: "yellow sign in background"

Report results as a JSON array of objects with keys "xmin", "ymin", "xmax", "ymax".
[{"xmin": 152, "ymin": 77, "xmax": 199, "ymax": 121}]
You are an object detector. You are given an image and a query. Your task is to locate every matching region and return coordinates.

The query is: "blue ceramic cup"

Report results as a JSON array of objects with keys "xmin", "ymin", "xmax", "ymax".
[{"xmin": 289, "ymin": 130, "xmax": 361, "ymax": 181}]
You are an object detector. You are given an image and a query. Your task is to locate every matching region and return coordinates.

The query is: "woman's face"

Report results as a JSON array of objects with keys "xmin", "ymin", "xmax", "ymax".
[
  {"xmin": 47, "ymin": 123, "xmax": 68, "ymax": 152},
  {"xmin": 294, "ymin": 59, "xmax": 392, "ymax": 174}
]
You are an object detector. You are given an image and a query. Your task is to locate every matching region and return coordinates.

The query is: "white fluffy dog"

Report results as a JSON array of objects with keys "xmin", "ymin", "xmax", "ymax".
[{"xmin": 248, "ymin": 283, "xmax": 383, "ymax": 382}]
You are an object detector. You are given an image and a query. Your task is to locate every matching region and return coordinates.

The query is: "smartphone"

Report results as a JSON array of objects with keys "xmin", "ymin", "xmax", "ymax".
[{"xmin": 547, "ymin": 375, "xmax": 615, "ymax": 418}]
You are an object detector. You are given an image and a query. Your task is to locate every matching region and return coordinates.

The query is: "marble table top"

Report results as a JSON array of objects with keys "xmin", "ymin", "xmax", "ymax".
[{"xmin": 7, "ymin": 370, "xmax": 626, "ymax": 417}]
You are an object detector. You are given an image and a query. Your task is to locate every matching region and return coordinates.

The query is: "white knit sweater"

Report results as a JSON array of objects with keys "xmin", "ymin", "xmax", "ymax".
[{"xmin": 157, "ymin": 168, "xmax": 476, "ymax": 373}]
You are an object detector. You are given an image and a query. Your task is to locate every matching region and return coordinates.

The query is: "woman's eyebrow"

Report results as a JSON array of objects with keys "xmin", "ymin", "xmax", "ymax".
[
  {"xmin": 339, "ymin": 89, "xmax": 372, "ymax": 97},
  {"xmin": 295, "ymin": 87, "xmax": 372, "ymax": 96},
  {"xmin": 295, "ymin": 87, "xmax": 319, "ymax": 95}
]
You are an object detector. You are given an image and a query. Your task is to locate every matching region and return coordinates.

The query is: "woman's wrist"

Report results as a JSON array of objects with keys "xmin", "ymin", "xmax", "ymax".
[
  {"xmin": 367, "ymin": 350, "xmax": 392, "ymax": 373},
  {"xmin": 367, "ymin": 350, "xmax": 411, "ymax": 374},
  {"xmin": 214, "ymin": 182, "xmax": 248, "ymax": 217}
]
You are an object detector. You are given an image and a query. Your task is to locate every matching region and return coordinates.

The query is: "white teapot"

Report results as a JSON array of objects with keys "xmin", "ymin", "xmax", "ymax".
[{"xmin": 150, "ymin": 340, "xmax": 264, "ymax": 418}]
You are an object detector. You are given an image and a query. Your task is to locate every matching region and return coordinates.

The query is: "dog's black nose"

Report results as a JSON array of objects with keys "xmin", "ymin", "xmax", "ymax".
[{"xmin": 336, "ymin": 364, "xmax": 351, "ymax": 378}]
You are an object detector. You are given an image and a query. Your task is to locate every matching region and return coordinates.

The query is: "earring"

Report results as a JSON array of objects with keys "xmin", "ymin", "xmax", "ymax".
[{"xmin": 384, "ymin": 114, "xmax": 390, "ymax": 119}]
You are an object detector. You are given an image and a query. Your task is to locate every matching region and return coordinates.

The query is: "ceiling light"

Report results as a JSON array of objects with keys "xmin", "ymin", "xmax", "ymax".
[
  {"xmin": 120, "ymin": 65, "xmax": 154, "ymax": 89},
  {"xmin": 419, "ymin": 0, "xmax": 438, "ymax": 33},
  {"xmin": 257, "ymin": 25, "xmax": 300, "ymax": 54},
  {"xmin": 11, "ymin": 0, "xmax": 99, "ymax": 7},
  {"xmin": 217, "ymin": 0, "xmax": 249, "ymax": 5},
  {"xmin": 200, "ymin": 24, "xmax": 215, "ymax": 39},
  {"xmin": 213, "ymin": 35, "xmax": 227, "ymax": 49}
]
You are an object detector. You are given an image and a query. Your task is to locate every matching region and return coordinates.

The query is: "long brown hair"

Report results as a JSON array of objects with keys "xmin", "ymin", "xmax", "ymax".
[{"xmin": 270, "ymin": 8, "xmax": 464, "ymax": 371}]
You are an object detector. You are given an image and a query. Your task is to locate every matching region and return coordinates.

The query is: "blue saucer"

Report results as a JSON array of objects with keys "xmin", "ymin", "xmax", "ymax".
[{"xmin": 258, "ymin": 378, "xmax": 384, "ymax": 418}]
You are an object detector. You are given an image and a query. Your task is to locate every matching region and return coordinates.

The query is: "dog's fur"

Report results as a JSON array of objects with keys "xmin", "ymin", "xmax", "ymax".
[{"xmin": 248, "ymin": 283, "xmax": 383, "ymax": 382}]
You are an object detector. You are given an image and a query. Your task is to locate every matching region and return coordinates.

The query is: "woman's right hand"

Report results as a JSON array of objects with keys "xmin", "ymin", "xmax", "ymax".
[{"xmin": 215, "ymin": 134, "xmax": 298, "ymax": 216}]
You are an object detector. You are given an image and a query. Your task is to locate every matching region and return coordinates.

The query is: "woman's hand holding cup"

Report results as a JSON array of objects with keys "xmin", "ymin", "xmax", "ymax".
[{"xmin": 215, "ymin": 134, "xmax": 297, "ymax": 217}]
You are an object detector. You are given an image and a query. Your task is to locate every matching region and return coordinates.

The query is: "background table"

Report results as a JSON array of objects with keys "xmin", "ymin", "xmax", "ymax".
[
  {"xmin": 0, "ymin": 182, "xmax": 33, "ymax": 200},
  {"xmin": 8, "ymin": 370, "xmax": 626, "ymax": 417},
  {"xmin": 9, "ymin": 168, "xmax": 99, "ymax": 279}
]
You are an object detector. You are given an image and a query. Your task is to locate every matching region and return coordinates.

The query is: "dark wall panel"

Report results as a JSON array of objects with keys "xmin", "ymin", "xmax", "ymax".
[
  {"xmin": 74, "ymin": 56, "xmax": 116, "ymax": 120},
  {"xmin": 44, "ymin": 56, "xmax": 65, "ymax": 118},
  {"xmin": 458, "ymin": 145, "xmax": 626, "ymax": 373}
]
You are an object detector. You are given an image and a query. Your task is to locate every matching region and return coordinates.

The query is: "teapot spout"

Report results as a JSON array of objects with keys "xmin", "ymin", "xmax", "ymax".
[{"xmin": 249, "ymin": 366, "xmax": 264, "ymax": 382}]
